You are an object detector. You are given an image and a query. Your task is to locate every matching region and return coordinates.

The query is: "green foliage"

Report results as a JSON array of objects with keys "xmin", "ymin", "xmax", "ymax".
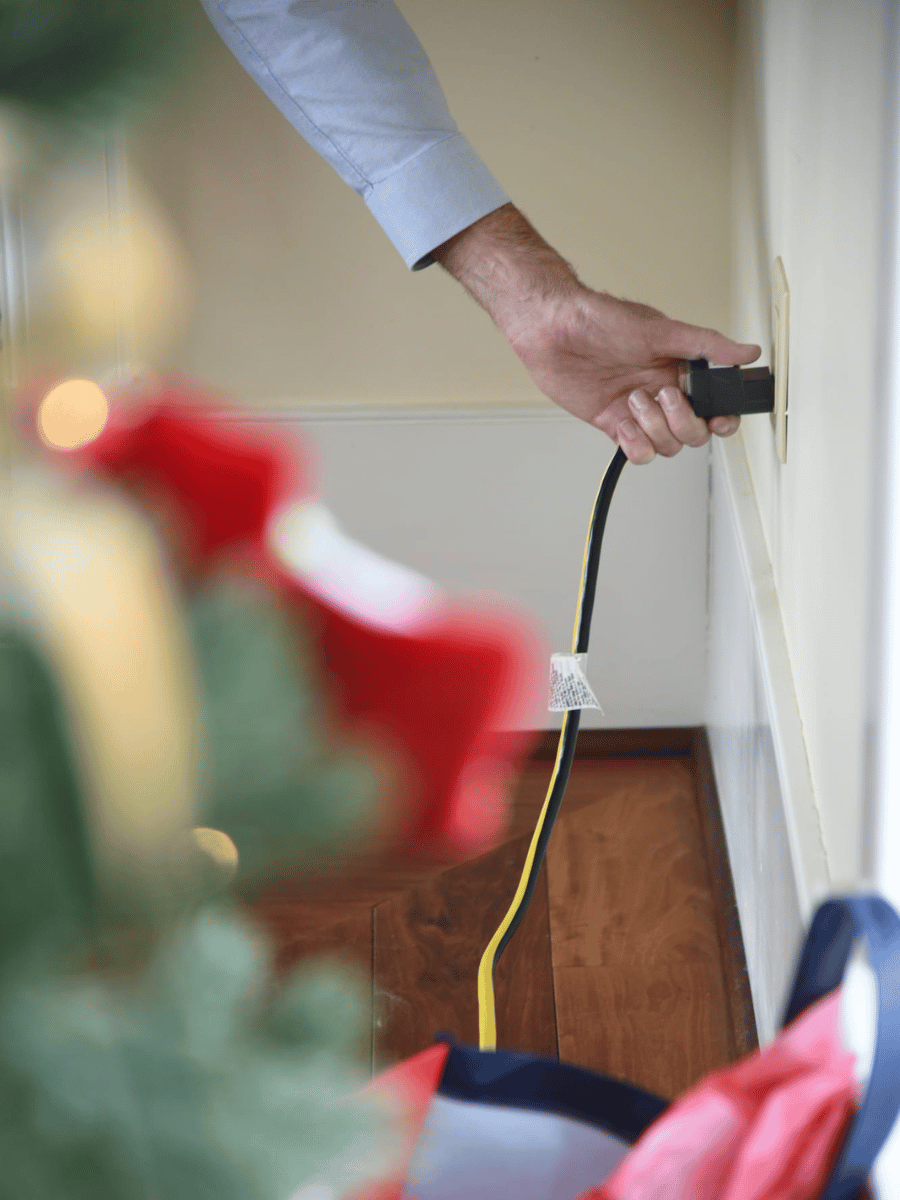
[
  {"xmin": 0, "ymin": 0, "xmax": 197, "ymax": 133},
  {"xmin": 0, "ymin": 574, "xmax": 397, "ymax": 1197},
  {"xmin": 0, "ymin": 630, "xmax": 97, "ymax": 967},
  {"xmin": 0, "ymin": 908, "xmax": 396, "ymax": 1200},
  {"xmin": 188, "ymin": 577, "xmax": 382, "ymax": 885}
]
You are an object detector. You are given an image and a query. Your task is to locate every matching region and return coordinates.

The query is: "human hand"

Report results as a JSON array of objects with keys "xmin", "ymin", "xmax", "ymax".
[
  {"xmin": 434, "ymin": 204, "xmax": 761, "ymax": 464},
  {"xmin": 507, "ymin": 288, "xmax": 762, "ymax": 464}
]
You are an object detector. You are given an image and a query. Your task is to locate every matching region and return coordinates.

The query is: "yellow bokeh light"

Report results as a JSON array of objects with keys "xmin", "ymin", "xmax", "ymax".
[
  {"xmin": 191, "ymin": 826, "xmax": 240, "ymax": 872},
  {"xmin": 38, "ymin": 378, "xmax": 109, "ymax": 449}
]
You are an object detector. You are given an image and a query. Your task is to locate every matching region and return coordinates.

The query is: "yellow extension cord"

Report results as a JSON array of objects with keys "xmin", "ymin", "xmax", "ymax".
[
  {"xmin": 476, "ymin": 449, "xmax": 624, "ymax": 1051},
  {"xmin": 476, "ymin": 709, "xmax": 575, "ymax": 1049}
]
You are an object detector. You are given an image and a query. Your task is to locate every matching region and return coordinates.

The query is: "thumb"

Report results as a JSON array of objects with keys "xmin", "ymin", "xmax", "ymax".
[{"xmin": 655, "ymin": 319, "xmax": 762, "ymax": 367}]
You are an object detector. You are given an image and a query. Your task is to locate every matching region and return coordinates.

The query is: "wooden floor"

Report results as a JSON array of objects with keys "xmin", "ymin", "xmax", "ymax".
[{"xmin": 249, "ymin": 733, "xmax": 757, "ymax": 1102}]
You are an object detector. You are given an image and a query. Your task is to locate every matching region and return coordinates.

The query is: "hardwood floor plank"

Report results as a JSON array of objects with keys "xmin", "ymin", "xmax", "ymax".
[
  {"xmin": 250, "ymin": 856, "xmax": 450, "ymax": 908},
  {"xmin": 244, "ymin": 740, "xmax": 756, "ymax": 1099},
  {"xmin": 373, "ymin": 834, "xmax": 557, "ymax": 1068},
  {"xmin": 506, "ymin": 757, "xmax": 617, "ymax": 831},
  {"xmin": 248, "ymin": 897, "xmax": 373, "ymax": 976},
  {"xmin": 553, "ymin": 962, "xmax": 732, "ymax": 1100},
  {"xmin": 248, "ymin": 897, "xmax": 375, "ymax": 1067},
  {"xmin": 546, "ymin": 758, "xmax": 734, "ymax": 1098}
]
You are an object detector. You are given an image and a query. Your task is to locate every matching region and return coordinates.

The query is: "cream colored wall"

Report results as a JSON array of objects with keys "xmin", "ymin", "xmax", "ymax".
[
  {"xmin": 729, "ymin": 0, "xmax": 894, "ymax": 888},
  {"xmin": 129, "ymin": 0, "xmax": 737, "ymax": 407},
  {"xmin": 117, "ymin": 0, "xmax": 740, "ymax": 734},
  {"xmin": 2, "ymin": 1, "xmax": 740, "ymax": 741}
]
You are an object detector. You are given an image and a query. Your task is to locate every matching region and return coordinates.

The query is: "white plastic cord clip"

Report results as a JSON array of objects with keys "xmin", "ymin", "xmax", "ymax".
[{"xmin": 548, "ymin": 653, "xmax": 602, "ymax": 712}]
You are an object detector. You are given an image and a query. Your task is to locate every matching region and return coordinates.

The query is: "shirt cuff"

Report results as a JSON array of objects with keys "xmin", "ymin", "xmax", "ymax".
[{"xmin": 364, "ymin": 134, "xmax": 511, "ymax": 271}]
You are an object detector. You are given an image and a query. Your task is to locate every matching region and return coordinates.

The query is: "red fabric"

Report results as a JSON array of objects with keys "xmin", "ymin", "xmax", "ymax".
[
  {"xmin": 61, "ymin": 396, "xmax": 310, "ymax": 563},
  {"xmin": 577, "ymin": 990, "xmax": 860, "ymax": 1200},
  {"xmin": 31, "ymin": 380, "xmax": 544, "ymax": 857},
  {"xmin": 350, "ymin": 1043, "xmax": 452, "ymax": 1200},
  {"xmin": 265, "ymin": 555, "xmax": 543, "ymax": 854}
]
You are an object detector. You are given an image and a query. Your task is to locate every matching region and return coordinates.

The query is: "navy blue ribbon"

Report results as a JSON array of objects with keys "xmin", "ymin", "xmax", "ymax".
[{"xmin": 782, "ymin": 895, "xmax": 900, "ymax": 1199}]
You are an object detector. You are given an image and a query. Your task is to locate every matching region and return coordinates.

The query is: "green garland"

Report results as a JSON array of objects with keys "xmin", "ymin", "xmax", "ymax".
[
  {"xmin": 0, "ymin": 576, "xmax": 396, "ymax": 1198},
  {"xmin": 189, "ymin": 577, "xmax": 382, "ymax": 886},
  {"xmin": 0, "ymin": 0, "xmax": 197, "ymax": 132},
  {"xmin": 0, "ymin": 913, "xmax": 394, "ymax": 1200},
  {"xmin": 0, "ymin": 630, "xmax": 97, "ymax": 968}
]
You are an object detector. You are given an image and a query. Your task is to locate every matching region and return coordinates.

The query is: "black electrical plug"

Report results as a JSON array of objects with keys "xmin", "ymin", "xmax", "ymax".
[{"xmin": 680, "ymin": 359, "xmax": 774, "ymax": 419}]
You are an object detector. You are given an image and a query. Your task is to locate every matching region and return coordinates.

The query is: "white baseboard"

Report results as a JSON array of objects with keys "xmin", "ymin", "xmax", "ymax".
[{"xmin": 706, "ymin": 436, "xmax": 831, "ymax": 1043}]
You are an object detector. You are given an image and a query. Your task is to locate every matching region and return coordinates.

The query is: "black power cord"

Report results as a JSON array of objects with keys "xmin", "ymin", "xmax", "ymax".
[{"xmin": 477, "ymin": 359, "xmax": 775, "ymax": 1050}]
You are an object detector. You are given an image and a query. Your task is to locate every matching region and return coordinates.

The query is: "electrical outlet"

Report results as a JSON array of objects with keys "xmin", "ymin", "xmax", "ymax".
[{"xmin": 771, "ymin": 257, "xmax": 789, "ymax": 463}]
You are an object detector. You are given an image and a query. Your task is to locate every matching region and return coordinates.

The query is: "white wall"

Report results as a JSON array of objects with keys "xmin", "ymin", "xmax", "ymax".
[
  {"xmin": 728, "ymin": 0, "xmax": 894, "ymax": 889},
  {"xmin": 864, "ymin": 5, "xmax": 900, "ymax": 1192},
  {"xmin": 709, "ymin": 7, "xmax": 900, "ymax": 1180},
  {"xmin": 707, "ymin": 433, "xmax": 827, "ymax": 1041},
  {"xmin": 234, "ymin": 410, "xmax": 710, "ymax": 730}
]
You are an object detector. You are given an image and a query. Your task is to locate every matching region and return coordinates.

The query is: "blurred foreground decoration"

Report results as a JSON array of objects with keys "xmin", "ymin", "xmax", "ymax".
[
  {"xmin": 22, "ymin": 378, "xmax": 547, "ymax": 858},
  {"xmin": 37, "ymin": 377, "xmax": 110, "ymax": 448},
  {"xmin": 0, "ymin": 465, "xmax": 397, "ymax": 1198},
  {"xmin": 0, "ymin": 378, "xmax": 546, "ymax": 1197},
  {"xmin": 0, "ymin": 0, "xmax": 197, "ymax": 134},
  {"xmin": 7, "ymin": 158, "xmax": 196, "ymax": 393},
  {"xmin": 35, "ymin": 168, "xmax": 195, "ymax": 367},
  {"xmin": 0, "ymin": 16, "xmax": 545, "ymax": 1180},
  {"xmin": 0, "ymin": 12, "xmax": 421, "ymax": 1191},
  {"xmin": 0, "ymin": 0, "xmax": 196, "ymax": 462}
]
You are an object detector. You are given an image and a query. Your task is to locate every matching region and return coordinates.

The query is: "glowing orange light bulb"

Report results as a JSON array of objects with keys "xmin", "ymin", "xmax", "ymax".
[{"xmin": 37, "ymin": 378, "xmax": 109, "ymax": 449}]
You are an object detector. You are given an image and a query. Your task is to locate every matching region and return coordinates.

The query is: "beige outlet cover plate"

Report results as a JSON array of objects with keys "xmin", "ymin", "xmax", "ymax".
[{"xmin": 772, "ymin": 257, "xmax": 789, "ymax": 463}]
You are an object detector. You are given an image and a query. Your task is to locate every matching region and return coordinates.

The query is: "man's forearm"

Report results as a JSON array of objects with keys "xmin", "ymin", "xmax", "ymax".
[
  {"xmin": 432, "ymin": 203, "xmax": 583, "ymax": 345},
  {"xmin": 430, "ymin": 201, "xmax": 757, "ymax": 463}
]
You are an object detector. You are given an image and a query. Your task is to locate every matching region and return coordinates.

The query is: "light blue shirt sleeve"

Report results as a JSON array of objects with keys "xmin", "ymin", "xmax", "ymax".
[{"xmin": 197, "ymin": 0, "xmax": 512, "ymax": 270}]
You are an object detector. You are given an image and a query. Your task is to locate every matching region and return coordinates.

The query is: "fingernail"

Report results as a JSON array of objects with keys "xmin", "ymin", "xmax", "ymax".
[
  {"xmin": 658, "ymin": 387, "xmax": 678, "ymax": 410},
  {"xmin": 620, "ymin": 419, "xmax": 638, "ymax": 438},
  {"xmin": 629, "ymin": 391, "xmax": 649, "ymax": 411}
]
